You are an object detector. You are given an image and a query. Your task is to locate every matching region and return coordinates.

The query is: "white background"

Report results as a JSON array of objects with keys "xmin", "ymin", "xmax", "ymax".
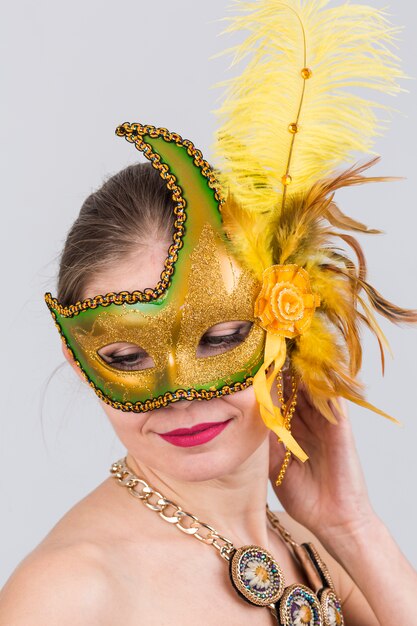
[{"xmin": 1, "ymin": 0, "xmax": 416, "ymax": 586}]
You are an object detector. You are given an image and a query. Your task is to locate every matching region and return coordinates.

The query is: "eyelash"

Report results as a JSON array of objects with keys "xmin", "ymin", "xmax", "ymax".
[
  {"xmin": 102, "ymin": 325, "xmax": 251, "ymax": 371},
  {"xmin": 198, "ymin": 328, "xmax": 247, "ymax": 351},
  {"xmin": 105, "ymin": 352, "xmax": 150, "ymax": 371}
]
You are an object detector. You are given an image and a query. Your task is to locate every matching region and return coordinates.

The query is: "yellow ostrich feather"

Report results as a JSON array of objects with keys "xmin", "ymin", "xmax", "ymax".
[
  {"xmin": 212, "ymin": 0, "xmax": 404, "ymax": 215},
  {"xmin": 209, "ymin": 0, "xmax": 417, "ymax": 457},
  {"xmin": 273, "ymin": 163, "xmax": 417, "ymax": 430},
  {"xmin": 220, "ymin": 192, "xmax": 272, "ymax": 278},
  {"xmin": 241, "ymin": 159, "xmax": 417, "ymax": 454}
]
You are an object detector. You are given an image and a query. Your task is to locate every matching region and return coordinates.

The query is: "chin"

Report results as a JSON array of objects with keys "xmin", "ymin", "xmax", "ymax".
[
  {"xmin": 160, "ymin": 450, "xmax": 245, "ymax": 482},
  {"xmin": 144, "ymin": 428, "xmax": 269, "ymax": 483}
]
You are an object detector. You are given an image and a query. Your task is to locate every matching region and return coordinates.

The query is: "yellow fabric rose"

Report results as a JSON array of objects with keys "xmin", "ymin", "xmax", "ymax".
[
  {"xmin": 253, "ymin": 264, "xmax": 321, "ymax": 463},
  {"xmin": 255, "ymin": 264, "xmax": 320, "ymax": 337}
]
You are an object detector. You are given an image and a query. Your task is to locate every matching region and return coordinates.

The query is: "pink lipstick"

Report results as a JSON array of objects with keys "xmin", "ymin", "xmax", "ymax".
[{"xmin": 158, "ymin": 420, "xmax": 232, "ymax": 447}]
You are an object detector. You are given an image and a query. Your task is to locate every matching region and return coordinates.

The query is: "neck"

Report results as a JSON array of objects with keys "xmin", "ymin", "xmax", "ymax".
[{"xmin": 126, "ymin": 437, "xmax": 273, "ymax": 549}]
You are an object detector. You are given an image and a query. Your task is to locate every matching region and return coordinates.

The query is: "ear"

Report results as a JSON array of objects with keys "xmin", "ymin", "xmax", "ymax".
[{"xmin": 61, "ymin": 341, "xmax": 87, "ymax": 384}]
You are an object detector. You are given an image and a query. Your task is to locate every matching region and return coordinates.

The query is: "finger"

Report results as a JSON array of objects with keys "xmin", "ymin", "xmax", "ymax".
[{"xmin": 329, "ymin": 397, "xmax": 349, "ymax": 422}]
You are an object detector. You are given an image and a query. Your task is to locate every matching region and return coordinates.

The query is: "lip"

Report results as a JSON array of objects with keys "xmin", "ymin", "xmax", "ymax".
[{"xmin": 157, "ymin": 419, "xmax": 232, "ymax": 448}]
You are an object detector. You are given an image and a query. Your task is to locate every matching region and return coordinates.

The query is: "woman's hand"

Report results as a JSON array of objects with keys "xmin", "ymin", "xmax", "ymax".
[
  {"xmin": 269, "ymin": 383, "xmax": 417, "ymax": 626},
  {"xmin": 269, "ymin": 384, "xmax": 376, "ymax": 544}
]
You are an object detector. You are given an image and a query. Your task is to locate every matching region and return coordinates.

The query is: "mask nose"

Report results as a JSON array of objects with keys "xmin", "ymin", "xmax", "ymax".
[{"xmin": 161, "ymin": 349, "xmax": 179, "ymax": 389}]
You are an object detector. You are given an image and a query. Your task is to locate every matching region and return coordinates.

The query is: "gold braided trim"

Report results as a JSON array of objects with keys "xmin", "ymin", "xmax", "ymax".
[
  {"xmin": 45, "ymin": 123, "xmax": 224, "ymax": 318},
  {"xmin": 94, "ymin": 378, "xmax": 254, "ymax": 413}
]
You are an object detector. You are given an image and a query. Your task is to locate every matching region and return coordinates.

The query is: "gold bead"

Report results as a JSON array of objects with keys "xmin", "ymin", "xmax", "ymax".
[
  {"xmin": 288, "ymin": 122, "xmax": 299, "ymax": 134},
  {"xmin": 281, "ymin": 174, "xmax": 293, "ymax": 186},
  {"xmin": 301, "ymin": 67, "xmax": 312, "ymax": 79}
]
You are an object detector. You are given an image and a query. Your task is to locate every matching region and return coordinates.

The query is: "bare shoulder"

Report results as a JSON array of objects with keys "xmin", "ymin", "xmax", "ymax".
[
  {"xmin": 0, "ymin": 477, "xmax": 141, "ymax": 626},
  {"xmin": 0, "ymin": 541, "xmax": 116, "ymax": 625}
]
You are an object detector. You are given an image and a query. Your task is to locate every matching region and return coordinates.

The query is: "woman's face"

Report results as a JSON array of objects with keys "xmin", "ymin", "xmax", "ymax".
[{"xmin": 65, "ymin": 240, "xmax": 269, "ymax": 482}]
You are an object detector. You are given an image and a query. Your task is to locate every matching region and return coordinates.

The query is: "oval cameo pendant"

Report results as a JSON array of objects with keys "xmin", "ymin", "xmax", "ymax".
[
  {"xmin": 229, "ymin": 545, "xmax": 285, "ymax": 606},
  {"xmin": 279, "ymin": 584, "xmax": 323, "ymax": 625},
  {"xmin": 319, "ymin": 588, "xmax": 344, "ymax": 626}
]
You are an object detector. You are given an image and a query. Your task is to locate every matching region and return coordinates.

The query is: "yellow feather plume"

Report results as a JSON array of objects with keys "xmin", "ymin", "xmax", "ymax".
[
  {"xmin": 275, "ymin": 163, "xmax": 417, "ymax": 423},
  {"xmin": 212, "ymin": 0, "xmax": 404, "ymax": 215},
  {"xmin": 220, "ymin": 192, "xmax": 272, "ymax": 278},
  {"xmin": 210, "ymin": 0, "xmax": 417, "ymax": 440}
]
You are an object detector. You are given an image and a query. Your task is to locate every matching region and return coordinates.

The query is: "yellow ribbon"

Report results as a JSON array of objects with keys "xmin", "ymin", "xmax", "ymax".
[{"xmin": 253, "ymin": 332, "xmax": 309, "ymax": 462}]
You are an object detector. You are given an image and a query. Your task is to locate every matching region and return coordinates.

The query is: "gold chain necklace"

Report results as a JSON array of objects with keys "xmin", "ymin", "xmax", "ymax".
[{"xmin": 110, "ymin": 457, "xmax": 344, "ymax": 625}]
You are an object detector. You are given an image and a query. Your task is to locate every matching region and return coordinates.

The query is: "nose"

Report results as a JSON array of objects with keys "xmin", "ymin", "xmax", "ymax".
[{"xmin": 166, "ymin": 398, "xmax": 194, "ymax": 411}]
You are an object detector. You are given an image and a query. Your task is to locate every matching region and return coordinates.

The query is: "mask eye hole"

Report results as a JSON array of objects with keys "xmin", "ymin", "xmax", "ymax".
[
  {"xmin": 196, "ymin": 321, "xmax": 253, "ymax": 358},
  {"xmin": 97, "ymin": 343, "xmax": 155, "ymax": 372}
]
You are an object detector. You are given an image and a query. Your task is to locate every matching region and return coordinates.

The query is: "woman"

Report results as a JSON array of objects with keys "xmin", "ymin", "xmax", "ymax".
[
  {"xmin": 0, "ymin": 154, "xmax": 416, "ymax": 624},
  {"xmin": 1, "ymin": 1, "xmax": 417, "ymax": 624}
]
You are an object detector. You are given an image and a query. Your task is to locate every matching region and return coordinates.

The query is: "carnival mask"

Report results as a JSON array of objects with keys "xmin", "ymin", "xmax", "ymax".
[{"xmin": 45, "ymin": 123, "xmax": 266, "ymax": 412}]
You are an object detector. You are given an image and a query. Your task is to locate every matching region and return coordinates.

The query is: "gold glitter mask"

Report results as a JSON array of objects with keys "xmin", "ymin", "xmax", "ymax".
[{"xmin": 45, "ymin": 124, "xmax": 265, "ymax": 412}]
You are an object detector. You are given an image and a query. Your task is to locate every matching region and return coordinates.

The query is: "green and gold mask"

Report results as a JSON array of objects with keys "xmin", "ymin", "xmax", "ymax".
[{"xmin": 45, "ymin": 124, "xmax": 265, "ymax": 412}]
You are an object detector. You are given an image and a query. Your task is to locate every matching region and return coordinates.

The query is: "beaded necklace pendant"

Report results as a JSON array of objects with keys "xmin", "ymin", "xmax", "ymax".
[
  {"xmin": 229, "ymin": 545, "xmax": 285, "ymax": 606},
  {"xmin": 228, "ymin": 542, "xmax": 345, "ymax": 625},
  {"xmin": 278, "ymin": 584, "xmax": 323, "ymax": 625}
]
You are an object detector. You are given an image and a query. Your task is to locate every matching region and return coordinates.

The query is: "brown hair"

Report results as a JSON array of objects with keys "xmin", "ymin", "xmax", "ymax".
[{"xmin": 57, "ymin": 162, "xmax": 175, "ymax": 306}]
